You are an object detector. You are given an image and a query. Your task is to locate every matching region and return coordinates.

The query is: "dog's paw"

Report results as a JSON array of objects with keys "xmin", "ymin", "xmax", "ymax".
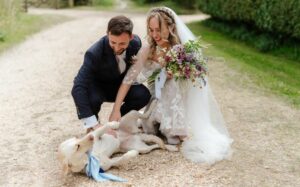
[
  {"xmin": 126, "ymin": 150, "xmax": 139, "ymax": 158},
  {"xmin": 106, "ymin": 121, "xmax": 120, "ymax": 129}
]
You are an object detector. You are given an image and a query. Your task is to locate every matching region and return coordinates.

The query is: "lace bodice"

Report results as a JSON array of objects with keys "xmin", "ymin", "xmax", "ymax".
[{"xmin": 123, "ymin": 45, "xmax": 162, "ymax": 85}]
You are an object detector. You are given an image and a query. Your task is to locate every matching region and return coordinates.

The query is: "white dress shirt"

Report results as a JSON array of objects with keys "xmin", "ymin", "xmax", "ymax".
[{"xmin": 116, "ymin": 51, "xmax": 126, "ymax": 74}]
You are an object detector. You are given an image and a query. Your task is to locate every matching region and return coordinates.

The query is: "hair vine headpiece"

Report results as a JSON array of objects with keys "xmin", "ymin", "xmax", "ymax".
[{"xmin": 149, "ymin": 7, "xmax": 175, "ymax": 24}]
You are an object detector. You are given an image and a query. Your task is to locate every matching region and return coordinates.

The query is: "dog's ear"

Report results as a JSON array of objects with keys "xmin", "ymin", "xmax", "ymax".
[{"xmin": 57, "ymin": 150, "xmax": 68, "ymax": 175}]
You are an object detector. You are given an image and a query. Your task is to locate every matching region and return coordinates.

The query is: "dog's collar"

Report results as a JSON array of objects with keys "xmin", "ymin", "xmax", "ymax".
[{"xmin": 84, "ymin": 151, "xmax": 126, "ymax": 182}]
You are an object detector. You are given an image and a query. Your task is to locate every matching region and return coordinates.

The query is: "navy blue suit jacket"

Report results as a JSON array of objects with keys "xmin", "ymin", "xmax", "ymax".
[{"xmin": 72, "ymin": 35, "xmax": 142, "ymax": 119}]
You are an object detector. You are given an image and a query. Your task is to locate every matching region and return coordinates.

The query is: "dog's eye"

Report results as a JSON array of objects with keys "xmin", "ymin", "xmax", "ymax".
[{"xmin": 76, "ymin": 144, "xmax": 80, "ymax": 151}]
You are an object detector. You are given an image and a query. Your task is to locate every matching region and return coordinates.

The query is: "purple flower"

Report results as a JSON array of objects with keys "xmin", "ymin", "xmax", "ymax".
[
  {"xmin": 196, "ymin": 64, "xmax": 202, "ymax": 71},
  {"xmin": 177, "ymin": 58, "xmax": 182, "ymax": 64},
  {"xmin": 185, "ymin": 53, "xmax": 193, "ymax": 62},
  {"xmin": 165, "ymin": 40, "xmax": 207, "ymax": 87}
]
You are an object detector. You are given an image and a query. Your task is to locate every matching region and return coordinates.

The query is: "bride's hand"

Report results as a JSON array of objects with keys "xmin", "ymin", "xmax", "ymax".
[
  {"xmin": 167, "ymin": 71, "xmax": 173, "ymax": 79},
  {"xmin": 131, "ymin": 55, "xmax": 138, "ymax": 64}
]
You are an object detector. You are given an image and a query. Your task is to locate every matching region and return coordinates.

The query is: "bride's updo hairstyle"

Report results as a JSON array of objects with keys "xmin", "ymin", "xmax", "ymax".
[{"xmin": 146, "ymin": 7, "xmax": 180, "ymax": 58}]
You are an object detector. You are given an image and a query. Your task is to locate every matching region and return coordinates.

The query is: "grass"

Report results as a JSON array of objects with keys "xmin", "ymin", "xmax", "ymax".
[
  {"xmin": 91, "ymin": 0, "xmax": 116, "ymax": 10},
  {"xmin": 74, "ymin": 5, "xmax": 115, "ymax": 11},
  {"xmin": 92, "ymin": 0, "xmax": 115, "ymax": 7},
  {"xmin": 0, "ymin": 13, "xmax": 70, "ymax": 54},
  {"xmin": 188, "ymin": 22, "xmax": 300, "ymax": 107},
  {"xmin": 128, "ymin": 0, "xmax": 199, "ymax": 14},
  {"xmin": 75, "ymin": 0, "xmax": 116, "ymax": 11}
]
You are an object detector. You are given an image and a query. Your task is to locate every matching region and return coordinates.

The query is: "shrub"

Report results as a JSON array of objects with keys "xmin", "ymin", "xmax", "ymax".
[
  {"xmin": 202, "ymin": 18, "xmax": 300, "ymax": 61},
  {"xmin": 0, "ymin": 31, "xmax": 5, "ymax": 42},
  {"xmin": 197, "ymin": 0, "xmax": 300, "ymax": 39}
]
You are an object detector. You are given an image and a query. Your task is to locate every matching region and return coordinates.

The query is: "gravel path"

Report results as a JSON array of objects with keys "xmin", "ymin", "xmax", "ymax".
[{"xmin": 0, "ymin": 8, "xmax": 299, "ymax": 187}]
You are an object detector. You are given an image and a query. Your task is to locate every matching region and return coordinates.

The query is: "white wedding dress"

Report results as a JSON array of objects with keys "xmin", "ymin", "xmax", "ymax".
[
  {"xmin": 123, "ymin": 7, "xmax": 233, "ymax": 164},
  {"xmin": 124, "ymin": 58, "xmax": 188, "ymax": 139}
]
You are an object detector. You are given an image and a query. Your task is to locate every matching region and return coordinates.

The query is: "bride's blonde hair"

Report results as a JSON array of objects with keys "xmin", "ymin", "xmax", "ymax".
[{"xmin": 146, "ymin": 7, "xmax": 180, "ymax": 59}]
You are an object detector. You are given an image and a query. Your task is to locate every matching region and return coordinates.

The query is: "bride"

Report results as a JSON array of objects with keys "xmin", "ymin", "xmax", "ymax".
[{"xmin": 110, "ymin": 7, "xmax": 233, "ymax": 164}]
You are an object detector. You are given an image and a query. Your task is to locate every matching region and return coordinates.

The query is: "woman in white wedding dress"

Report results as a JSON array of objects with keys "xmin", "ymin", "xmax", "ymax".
[{"xmin": 110, "ymin": 7, "xmax": 233, "ymax": 164}]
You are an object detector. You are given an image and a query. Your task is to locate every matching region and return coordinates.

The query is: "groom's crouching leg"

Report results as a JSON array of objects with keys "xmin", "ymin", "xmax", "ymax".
[{"xmin": 121, "ymin": 84, "xmax": 151, "ymax": 115}]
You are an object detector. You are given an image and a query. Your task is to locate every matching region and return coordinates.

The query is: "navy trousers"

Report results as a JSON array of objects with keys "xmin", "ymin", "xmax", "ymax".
[{"xmin": 88, "ymin": 84, "xmax": 151, "ymax": 119}]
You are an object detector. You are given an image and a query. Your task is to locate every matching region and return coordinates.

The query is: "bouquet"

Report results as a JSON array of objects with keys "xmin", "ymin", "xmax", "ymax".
[{"xmin": 148, "ymin": 38, "xmax": 208, "ymax": 88}]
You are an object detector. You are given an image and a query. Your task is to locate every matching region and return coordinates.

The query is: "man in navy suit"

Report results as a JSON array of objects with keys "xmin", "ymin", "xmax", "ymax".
[{"xmin": 72, "ymin": 16, "xmax": 151, "ymax": 132}]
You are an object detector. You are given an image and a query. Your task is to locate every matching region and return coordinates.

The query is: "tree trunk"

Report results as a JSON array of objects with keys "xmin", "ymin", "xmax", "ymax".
[{"xmin": 23, "ymin": 0, "xmax": 28, "ymax": 12}]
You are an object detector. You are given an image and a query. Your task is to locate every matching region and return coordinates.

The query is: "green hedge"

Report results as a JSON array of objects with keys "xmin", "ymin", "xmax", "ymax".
[
  {"xmin": 197, "ymin": 0, "xmax": 300, "ymax": 39},
  {"xmin": 202, "ymin": 19, "xmax": 300, "ymax": 61}
]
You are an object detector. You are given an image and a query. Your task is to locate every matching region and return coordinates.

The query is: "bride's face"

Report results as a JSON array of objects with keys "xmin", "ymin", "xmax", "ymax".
[{"xmin": 149, "ymin": 16, "xmax": 170, "ymax": 46}]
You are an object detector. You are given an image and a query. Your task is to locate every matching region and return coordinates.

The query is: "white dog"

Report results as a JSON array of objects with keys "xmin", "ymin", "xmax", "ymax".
[{"xmin": 58, "ymin": 101, "xmax": 177, "ymax": 175}]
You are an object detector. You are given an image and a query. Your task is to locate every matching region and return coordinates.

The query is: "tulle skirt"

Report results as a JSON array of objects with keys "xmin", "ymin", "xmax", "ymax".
[{"xmin": 180, "ymin": 81, "xmax": 233, "ymax": 164}]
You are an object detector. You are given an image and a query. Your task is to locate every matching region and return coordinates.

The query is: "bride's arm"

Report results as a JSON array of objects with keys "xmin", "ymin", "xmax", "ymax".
[{"xmin": 109, "ymin": 45, "xmax": 150, "ymax": 121}]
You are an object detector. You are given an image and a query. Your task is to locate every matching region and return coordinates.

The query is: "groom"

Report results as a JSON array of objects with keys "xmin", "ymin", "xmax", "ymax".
[{"xmin": 71, "ymin": 15, "xmax": 151, "ymax": 132}]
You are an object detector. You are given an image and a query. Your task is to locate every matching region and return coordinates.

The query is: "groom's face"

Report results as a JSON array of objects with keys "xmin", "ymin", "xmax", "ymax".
[{"xmin": 108, "ymin": 32, "xmax": 133, "ymax": 55}]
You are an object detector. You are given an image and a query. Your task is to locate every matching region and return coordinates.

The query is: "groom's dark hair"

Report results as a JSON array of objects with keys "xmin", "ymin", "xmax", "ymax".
[{"xmin": 107, "ymin": 15, "xmax": 133, "ymax": 36}]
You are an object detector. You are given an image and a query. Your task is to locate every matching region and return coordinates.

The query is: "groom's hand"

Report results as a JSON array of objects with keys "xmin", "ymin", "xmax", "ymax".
[{"xmin": 109, "ymin": 110, "xmax": 121, "ymax": 122}]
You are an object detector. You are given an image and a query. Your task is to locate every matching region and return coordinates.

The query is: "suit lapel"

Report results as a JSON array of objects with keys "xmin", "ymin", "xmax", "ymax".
[{"xmin": 125, "ymin": 46, "xmax": 133, "ymax": 71}]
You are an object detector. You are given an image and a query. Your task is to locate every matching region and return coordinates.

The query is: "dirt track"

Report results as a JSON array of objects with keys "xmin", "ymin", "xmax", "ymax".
[{"xmin": 0, "ymin": 8, "xmax": 299, "ymax": 187}]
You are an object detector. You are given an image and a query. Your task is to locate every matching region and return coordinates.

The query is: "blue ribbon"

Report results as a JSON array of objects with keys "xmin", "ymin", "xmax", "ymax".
[
  {"xmin": 155, "ymin": 68, "xmax": 167, "ymax": 99},
  {"xmin": 85, "ymin": 152, "xmax": 127, "ymax": 182}
]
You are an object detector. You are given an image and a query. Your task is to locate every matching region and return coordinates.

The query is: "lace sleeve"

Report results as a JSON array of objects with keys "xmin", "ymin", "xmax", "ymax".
[{"xmin": 123, "ymin": 45, "xmax": 150, "ymax": 85}]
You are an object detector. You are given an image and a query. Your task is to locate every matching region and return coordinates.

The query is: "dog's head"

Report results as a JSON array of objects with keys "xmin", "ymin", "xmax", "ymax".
[{"xmin": 57, "ymin": 133, "xmax": 94, "ymax": 175}]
